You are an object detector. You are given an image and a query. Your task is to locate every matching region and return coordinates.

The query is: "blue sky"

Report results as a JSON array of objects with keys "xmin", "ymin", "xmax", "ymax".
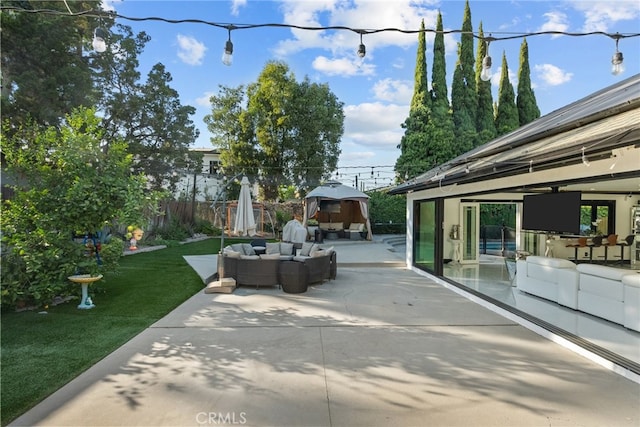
[{"xmin": 103, "ymin": 0, "xmax": 640, "ymax": 190}]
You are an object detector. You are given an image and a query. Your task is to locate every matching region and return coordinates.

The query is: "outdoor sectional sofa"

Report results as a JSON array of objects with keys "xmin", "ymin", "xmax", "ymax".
[{"xmin": 221, "ymin": 241, "xmax": 336, "ymax": 290}]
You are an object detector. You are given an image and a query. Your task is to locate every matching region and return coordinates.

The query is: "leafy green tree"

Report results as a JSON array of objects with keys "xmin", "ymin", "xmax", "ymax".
[
  {"xmin": 495, "ymin": 52, "xmax": 519, "ymax": 135},
  {"xmin": 516, "ymin": 38, "xmax": 541, "ymax": 126},
  {"xmin": 430, "ymin": 13, "xmax": 449, "ymax": 111},
  {"xmin": 1, "ymin": 108, "xmax": 161, "ymax": 308},
  {"xmin": 0, "ymin": 0, "xmax": 105, "ymax": 129},
  {"xmin": 367, "ymin": 190, "xmax": 406, "ymax": 226},
  {"xmin": 395, "ymin": 20, "xmax": 431, "ymax": 180},
  {"xmin": 129, "ymin": 64, "xmax": 200, "ymax": 192},
  {"xmin": 475, "ymin": 23, "xmax": 497, "ymax": 145},
  {"xmin": 205, "ymin": 61, "xmax": 343, "ymax": 200},
  {"xmin": 92, "ymin": 26, "xmax": 200, "ymax": 192},
  {"xmin": 451, "ymin": 0, "xmax": 477, "ymax": 152}
]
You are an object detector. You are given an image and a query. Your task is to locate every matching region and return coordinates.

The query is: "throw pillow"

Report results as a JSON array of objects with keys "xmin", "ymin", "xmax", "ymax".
[
  {"xmin": 240, "ymin": 254, "xmax": 260, "ymax": 260},
  {"xmin": 231, "ymin": 243, "xmax": 245, "ymax": 254},
  {"xmin": 224, "ymin": 250, "xmax": 242, "ymax": 259},
  {"xmin": 300, "ymin": 242, "xmax": 314, "ymax": 256},
  {"xmin": 324, "ymin": 246, "xmax": 335, "ymax": 255},
  {"xmin": 242, "ymin": 243, "xmax": 255, "ymax": 255},
  {"xmin": 349, "ymin": 223, "xmax": 361, "ymax": 231},
  {"xmin": 309, "ymin": 243, "xmax": 322, "ymax": 257},
  {"xmin": 259, "ymin": 253, "xmax": 280, "ymax": 260},
  {"xmin": 266, "ymin": 242, "xmax": 280, "ymax": 255},
  {"xmin": 280, "ymin": 242, "xmax": 294, "ymax": 255},
  {"xmin": 311, "ymin": 249, "xmax": 326, "ymax": 258}
]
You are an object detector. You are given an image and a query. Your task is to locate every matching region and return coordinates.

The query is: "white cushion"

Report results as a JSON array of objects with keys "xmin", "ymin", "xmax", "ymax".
[
  {"xmin": 259, "ymin": 253, "xmax": 280, "ymax": 260},
  {"xmin": 527, "ymin": 256, "xmax": 576, "ymax": 269},
  {"xmin": 311, "ymin": 249, "xmax": 327, "ymax": 258},
  {"xmin": 330, "ymin": 222, "xmax": 343, "ymax": 230},
  {"xmin": 621, "ymin": 273, "xmax": 640, "ymax": 288},
  {"xmin": 349, "ymin": 223, "xmax": 363, "ymax": 231},
  {"xmin": 319, "ymin": 222, "xmax": 331, "ymax": 230},
  {"xmin": 240, "ymin": 254, "xmax": 260, "ymax": 260},
  {"xmin": 224, "ymin": 249, "xmax": 241, "ymax": 258},
  {"xmin": 576, "ymin": 264, "xmax": 634, "ymax": 281},
  {"xmin": 293, "ymin": 255, "xmax": 310, "ymax": 262}
]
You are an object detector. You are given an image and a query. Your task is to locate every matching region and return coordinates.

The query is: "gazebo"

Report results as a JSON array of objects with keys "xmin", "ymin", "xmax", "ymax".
[{"xmin": 304, "ymin": 181, "xmax": 372, "ymax": 240}]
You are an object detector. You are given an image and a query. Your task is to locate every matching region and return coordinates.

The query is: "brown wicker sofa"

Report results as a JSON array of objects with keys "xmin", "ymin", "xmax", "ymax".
[{"xmin": 221, "ymin": 241, "xmax": 335, "ymax": 288}]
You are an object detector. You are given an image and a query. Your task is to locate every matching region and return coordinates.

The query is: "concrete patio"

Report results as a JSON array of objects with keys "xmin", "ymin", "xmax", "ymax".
[{"xmin": 10, "ymin": 237, "xmax": 640, "ymax": 426}]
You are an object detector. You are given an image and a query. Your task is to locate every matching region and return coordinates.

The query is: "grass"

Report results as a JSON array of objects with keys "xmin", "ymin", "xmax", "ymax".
[{"xmin": 0, "ymin": 237, "xmax": 238, "ymax": 426}]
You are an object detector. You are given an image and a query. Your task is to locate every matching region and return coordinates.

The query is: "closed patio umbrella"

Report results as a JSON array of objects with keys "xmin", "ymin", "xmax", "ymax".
[{"xmin": 234, "ymin": 176, "xmax": 257, "ymax": 236}]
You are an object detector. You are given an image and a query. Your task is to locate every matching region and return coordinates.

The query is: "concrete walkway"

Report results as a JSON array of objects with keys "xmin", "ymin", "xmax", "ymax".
[{"xmin": 10, "ymin": 237, "xmax": 639, "ymax": 426}]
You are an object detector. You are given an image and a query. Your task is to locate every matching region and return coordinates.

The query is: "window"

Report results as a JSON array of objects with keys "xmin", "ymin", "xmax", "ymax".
[
  {"xmin": 580, "ymin": 200, "xmax": 615, "ymax": 236},
  {"xmin": 208, "ymin": 160, "xmax": 220, "ymax": 175}
]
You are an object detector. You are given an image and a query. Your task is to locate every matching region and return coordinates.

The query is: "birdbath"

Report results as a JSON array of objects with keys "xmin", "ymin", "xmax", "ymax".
[{"xmin": 68, "ymin": 274, "xmax": 103, "ymax": 309}]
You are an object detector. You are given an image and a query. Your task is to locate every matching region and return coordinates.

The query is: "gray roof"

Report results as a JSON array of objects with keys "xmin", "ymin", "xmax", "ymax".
[
  {"xmin": 306, "ymin": 181, "xmax": 369, "ymax": 200},
  {"xmin": 390, "ymin": 73, "xmax": 640, "ymax": 195}
]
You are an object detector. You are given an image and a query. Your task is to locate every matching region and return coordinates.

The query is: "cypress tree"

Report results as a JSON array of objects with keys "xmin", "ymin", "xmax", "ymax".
[
  {"xmin": 475, "ymin": 22, "xmax": 496, "ymax": 145},
  {"xmin": 451, "ymin": 0, "xmax": 477, "ymax": 154},
  {"xmin": 495, "ymin": 52, "xmax": 519, "ymax": 135},
  {"xmin": 516, "ymin": 38, "xmax": 541, "ymax": 126},
  {"xmin": 431, "ymin": 11, "xmax": 448, "ymax": 111},
  {"xmin": 427, "ymin": 11, "xmax": 457, "ymax": 168},
  {"xmin": 395, "ymin": 20, "xmax": 431, "ymax": 180}
]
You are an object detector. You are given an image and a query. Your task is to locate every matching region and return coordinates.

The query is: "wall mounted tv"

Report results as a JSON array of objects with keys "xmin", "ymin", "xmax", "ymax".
[
  {"xmin": 320, "ymin": 200, "xmax": 341, "ymax": 213},
  {"xmin": 522, "ymin": 191, "xmax": 582, "ymax": 234}
]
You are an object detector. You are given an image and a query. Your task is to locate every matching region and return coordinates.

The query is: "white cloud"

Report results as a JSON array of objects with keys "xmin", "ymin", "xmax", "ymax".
[
  {"xmin": 273, "ymin": 1, "xmax": 440, "ymax": 57},
  {"xmin": 372, "ymin": 79, "xmax": 413, "ymax": 103},
  {"xmin": 343, "ymin": 102, "xmax": 408, "ymax": 150},
  {"xmin": 534, "ymin": 64, "xmax": 573, "ymax": 86},
  {"xmin": 100, "ymin": 0, "xmax": 121, "ymax": 12},
  {"xmin": 312, "ymin": 56, "xmax": 375, "ymax": 77},
  {"xmin": 568, "ymin": 0, "xmax": 640, "ymax": 32},
  {"xmin": 176, "ymin": 34, "xmax": 206, "ymax": 66},
  {"xmin": 538, "ymin": 11, "xmax": 569, "ymax": 38},
  {"xmin": 195, "ymin": 91, "xmax": 216, "ymax": 107},
  {"xmin": 231, "ymin": 0, "xmax": 247, "ymax": 16}
]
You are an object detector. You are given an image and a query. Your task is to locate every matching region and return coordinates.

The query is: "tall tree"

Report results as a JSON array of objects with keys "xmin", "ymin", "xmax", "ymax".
[
  {"xmin": 131, "ymin": 64, "xmax": 200, "ymax": 192},
  {"xmin": 1, "ymin": 0, "xmax": 105, "ymax": 129},
  {"xmin": 395, "ymin": 20, "xmax": 431, "ymax": 180},
  {"xmin": 494, "ymin": 52, "xmax": 519, "ymax": 135},
  {"xmin": 431, "ymin": 11, "xmax": 450, "ymax": 113},
  {"xmin": 205, "ymin": 61, "xmax": 343, "ymax": 200},
  {"xmin": 451, "ymin": 0, "xmax": 477, "ymax": 153},
  {"xmin": 516, "ymin": 38, "xmax": 541, "ymax": 126},
  {"xmin": 475, "ymin": 23, "xmax": 497, "ymax": 145},
  {"xmin": 92, "ymin": 25, "xmax": 200, "ymax": 192}
]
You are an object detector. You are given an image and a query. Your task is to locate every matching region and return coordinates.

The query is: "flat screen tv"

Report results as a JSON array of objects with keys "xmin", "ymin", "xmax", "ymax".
[
  {"xmin": 522, "ymin": 191, "xmax": 581, "ymax": 234},
  {"xmin": 320, "ymin": 200, "xmax": 341, "ymax": 213}
]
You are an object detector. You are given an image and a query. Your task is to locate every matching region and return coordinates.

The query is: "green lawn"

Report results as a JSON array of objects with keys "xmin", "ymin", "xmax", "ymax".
[{"xmin": 0, "ymin": 237, "xmax": 231, "ymax": 426}]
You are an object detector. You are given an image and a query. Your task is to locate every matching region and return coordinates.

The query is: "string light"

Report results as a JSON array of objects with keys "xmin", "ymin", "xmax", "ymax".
[
  {"xmin": 222, "ymin": 26, "xmax": 234, "ymax": 66},
  {"xmin": 611, "ymin": 33, "xmax": 625, "ymax": 76},
  {"xmin": 2, "ymin": 4, "xmax": 638, "ymax": 75},
  {"xmin": 480, "ymin": 35, "xmax": 493, "ymax": 82}
]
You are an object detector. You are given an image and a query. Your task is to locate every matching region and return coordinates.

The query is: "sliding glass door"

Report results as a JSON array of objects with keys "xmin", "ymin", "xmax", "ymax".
[{"xmin": 413, "ymin": 199, "xmax": 444, "ymax": 275}]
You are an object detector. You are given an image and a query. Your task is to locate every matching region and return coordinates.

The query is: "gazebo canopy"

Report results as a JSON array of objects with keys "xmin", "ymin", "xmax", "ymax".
[{"xmin": 304, "ymin": 181, "xmax": 372, "ymax": 240}]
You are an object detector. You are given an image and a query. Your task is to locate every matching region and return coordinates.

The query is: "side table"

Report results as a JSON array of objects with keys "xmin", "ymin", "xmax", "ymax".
[{"xmin": 279, "ymin": 261, "xmax": 309, "ymax": 293}]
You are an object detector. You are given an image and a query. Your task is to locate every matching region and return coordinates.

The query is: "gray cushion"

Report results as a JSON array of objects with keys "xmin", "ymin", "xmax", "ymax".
[
  {"xmin": 300, "ymin": 242, "xmax": 314, "ymax": 256},
  {"xmin": 280, "ymin": 242, "xmax": 294, "ymax": 255},
  {"xmin": 242, "ymin": 243, "xmax": 255, "ymax": 255},
  {"xmin": 231, "ymin": 243, "xmax": 245, "ymax": 254},
  {"xmin": 266, "ymin": 242, "xmax": 281, "ymax": 255},
  {"xmin": 240, "ymin": 254, "xmax": 260, "ymax": 260}
]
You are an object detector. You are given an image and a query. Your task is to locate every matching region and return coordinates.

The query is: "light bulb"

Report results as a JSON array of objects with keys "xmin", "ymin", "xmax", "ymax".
[
  {"xmin": 480, "ymin": 55, "xmax": 492, "ymax": 81},
  {"xmin": 222, "ymin": 40, "xmax": 233, "ymax": 66},
  {"xmin": 611, "ymin": 51, "xmax": 624, "ymax": 76},
  {"xmin": 357, "ymin": 43, "xmax": 366, "ymax": 58},
  {"xmin": 92, "ymin": 28, "xmax": 107, "ymax": 53}
]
